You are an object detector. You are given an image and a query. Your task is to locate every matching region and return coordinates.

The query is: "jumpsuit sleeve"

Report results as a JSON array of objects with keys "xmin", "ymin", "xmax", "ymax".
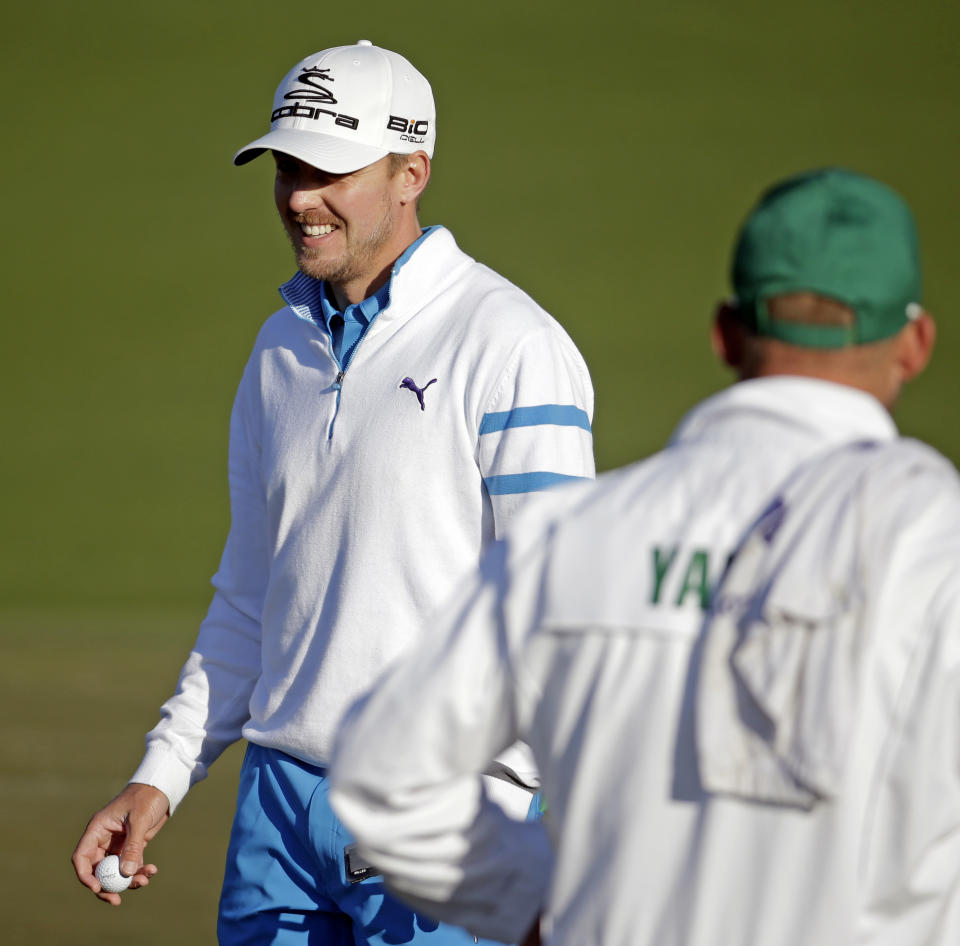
[
  {"xmin": 329, "ymin": 533, "xmax": 555, "ymax": 945},
  {"xmin": 857, "ymin": 462, "xmax": 960, "ymax": 942}
]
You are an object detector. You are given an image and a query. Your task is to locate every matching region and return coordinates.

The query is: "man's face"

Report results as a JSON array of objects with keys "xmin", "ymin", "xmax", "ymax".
[{"xmin": 273, "ymin": 152, "xmax": 401, "ymax": 289}]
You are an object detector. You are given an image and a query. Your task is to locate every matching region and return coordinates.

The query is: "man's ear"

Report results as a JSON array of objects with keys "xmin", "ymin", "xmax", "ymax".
[
  {"xmin": 896, "ymin": 308, "xmax": 936, "ymax": 383},
  {"xmin": 711, "ymin": 300, "xmax": 746, "ymax": 371},
  {"xmin": 396, "ymin": 151, "xmax": 430, "ymax": 205}
]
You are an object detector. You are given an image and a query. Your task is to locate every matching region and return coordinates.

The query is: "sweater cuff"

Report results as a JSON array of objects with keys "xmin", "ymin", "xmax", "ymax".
[{"xmin": 129, "ymin": 745, "xmax": 198, "ymax": 815}]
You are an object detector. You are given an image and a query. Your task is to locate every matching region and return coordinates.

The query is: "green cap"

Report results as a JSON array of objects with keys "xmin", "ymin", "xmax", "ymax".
[{"xmin": 732, "ymin": 168, "xmax": 922, "ymax": 348}]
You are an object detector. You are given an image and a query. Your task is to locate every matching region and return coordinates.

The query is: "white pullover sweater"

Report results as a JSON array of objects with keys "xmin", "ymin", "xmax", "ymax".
[{"xmin": 132, "ymin": 227, "xmax": 595, "ymax": 811}]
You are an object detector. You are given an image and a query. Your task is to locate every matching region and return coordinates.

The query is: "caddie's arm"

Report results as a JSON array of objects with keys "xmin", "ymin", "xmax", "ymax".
[{"xmin": 330, "ymin": 534, "xmax": 554, "ymax": 944}]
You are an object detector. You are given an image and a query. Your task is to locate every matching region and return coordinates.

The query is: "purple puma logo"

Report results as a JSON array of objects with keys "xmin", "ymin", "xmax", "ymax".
[{"xmin": 399, "ymin": 376, "xmax": 437, "ymax": 411}]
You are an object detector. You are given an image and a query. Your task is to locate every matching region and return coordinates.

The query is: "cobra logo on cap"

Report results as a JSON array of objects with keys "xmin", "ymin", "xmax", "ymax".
[
  {"xmin": 283, "ymin": 67, "xmax": 337, "ymax": 104},
  {"xmin": 271, "ymin": 66, "xmax": 360, "ymax": 130}
]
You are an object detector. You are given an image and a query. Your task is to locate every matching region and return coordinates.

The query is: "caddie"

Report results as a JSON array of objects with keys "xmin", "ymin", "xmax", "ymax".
[
  {"xmin": 330, "ymin": 168, "xmax": 959, "ymax": 946},
  {"xmin": 71, "ymin": 39, "xmax": 594, "ymax": 945}
]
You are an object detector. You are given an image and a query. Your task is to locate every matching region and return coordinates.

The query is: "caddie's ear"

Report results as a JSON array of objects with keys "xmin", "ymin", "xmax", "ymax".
[
  {"xmin": 895, "ymin": 307, "xmax": 937, "ymax": 383},
  {"xmin": 711, "ymin": 300, "xmax": 746, "ymax": 371},
  {"xmin": 395, "ymin": 151, "xmax": 431, "ymax": 206}
]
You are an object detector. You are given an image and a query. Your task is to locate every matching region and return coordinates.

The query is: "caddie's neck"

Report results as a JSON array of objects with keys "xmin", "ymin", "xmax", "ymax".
[{"xmin": 711, "ymin": 301, "xmax": 937, "ymax": 412}]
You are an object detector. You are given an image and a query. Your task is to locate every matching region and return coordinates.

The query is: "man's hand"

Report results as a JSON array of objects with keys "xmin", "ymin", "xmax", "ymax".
[{"xmin": 71, "ymin": 782, "xmax": 170, "ymax": 905}]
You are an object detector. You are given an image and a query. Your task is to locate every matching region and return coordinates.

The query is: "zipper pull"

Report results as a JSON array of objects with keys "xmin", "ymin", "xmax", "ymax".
[{"xmin": 335, "ymin": 370, "xmax": 345, "ymax": 385}]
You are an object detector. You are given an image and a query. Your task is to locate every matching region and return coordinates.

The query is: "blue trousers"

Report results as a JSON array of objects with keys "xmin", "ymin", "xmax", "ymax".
[{"xmin": 217, "ymin": 743, "xmax": 512, "ymax": 945}]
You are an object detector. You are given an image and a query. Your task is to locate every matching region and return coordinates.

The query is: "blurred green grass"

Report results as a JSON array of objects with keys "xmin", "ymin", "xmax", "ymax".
[
  {"xmin": 2, "ymin": 0, "xmax": 958, "ymax": 941},
  {"xmin": 1, "ymin": 609, "xmax": 243, "ymax": 944}
]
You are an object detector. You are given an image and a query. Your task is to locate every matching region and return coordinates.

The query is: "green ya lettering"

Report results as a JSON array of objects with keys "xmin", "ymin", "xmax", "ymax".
[
  {"xmin": 651, "ymin": 545, "xmax": 679, "ymax": 605},
  {"xmin": 650, "ymin": 545, "xmax": 713, "ymax": 610},
  {"xmin": 675, "ymin": 549, "xmax": 710, "ymax": 610}
]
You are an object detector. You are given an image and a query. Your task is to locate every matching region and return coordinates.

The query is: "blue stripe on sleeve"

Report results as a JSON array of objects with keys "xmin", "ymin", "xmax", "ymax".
[
  {"xmin": 484, "ymin": 472, "xmax": 590, "ymax": 495},
  {"xmin": 479, "ymin": 404, "xmax": 592, "ymax": 436}
]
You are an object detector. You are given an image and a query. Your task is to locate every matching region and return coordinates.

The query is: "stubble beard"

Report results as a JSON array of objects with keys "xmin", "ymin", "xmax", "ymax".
[{"xmin": 289, "ymin": 195, "xmax": 396, "ymax": 287}]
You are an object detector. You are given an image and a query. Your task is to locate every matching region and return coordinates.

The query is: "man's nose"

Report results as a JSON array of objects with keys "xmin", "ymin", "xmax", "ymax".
[{"xmin": 287, "ymin": 180, "xmax": 325, "ymax": 214}]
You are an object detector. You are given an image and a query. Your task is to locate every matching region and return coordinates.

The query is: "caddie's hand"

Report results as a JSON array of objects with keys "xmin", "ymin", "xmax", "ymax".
[{"xmin": 71, "ymin": 782, "xmax": 170, "ymax": 905}]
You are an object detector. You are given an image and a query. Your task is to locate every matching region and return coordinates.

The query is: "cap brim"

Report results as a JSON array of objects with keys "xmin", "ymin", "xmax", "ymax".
[{"xmin": 232, "ymin": 128, "xmax": 389, "ymax": 174}]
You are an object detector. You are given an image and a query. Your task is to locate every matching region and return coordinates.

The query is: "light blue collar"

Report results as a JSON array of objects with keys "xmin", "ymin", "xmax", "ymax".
[{"xmin": 279, "ymin": 225, "xmax": 441, "ymax": 329}]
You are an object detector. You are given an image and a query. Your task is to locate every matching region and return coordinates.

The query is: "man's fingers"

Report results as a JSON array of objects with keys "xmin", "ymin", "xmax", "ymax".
[
  {"xmin": 71, "ymin": 849, "xmax": 100, "ymax": 892},
  {"xmin": 119, "ymin": 840, "xmax": 145, "ymax": 878},
  {"xmin": 130, "ymin": 863, "xmax": 159, "ymax": 886},
  {"xmin": 73, "ymin": 785, "xmax": 170, "ymax": 902},
  {"xmin": 71, "ymin": 828, "xmax": 113, "ymax": 892},
  {"xmin": 92, "ymin": 863, "xmax": 158, "ymax": 904},
  {"xmin": 118, "ymin": 812, "xmax": 149, "ymax": 876},
  {"xmin": 121, "ymin": 783, "xmax": 171, "ymax": 873},
  {"xmin": 72, "ymin": 805, "xmax": 131, "ymax": 889}
]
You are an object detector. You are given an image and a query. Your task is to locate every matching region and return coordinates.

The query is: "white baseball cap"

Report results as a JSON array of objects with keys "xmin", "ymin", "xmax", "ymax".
[{"xmin": 233, "ymin": 40, "xmax": 435, "ymax": 173}]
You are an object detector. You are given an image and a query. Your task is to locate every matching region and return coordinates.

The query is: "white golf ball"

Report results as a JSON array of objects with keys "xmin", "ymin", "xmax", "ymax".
[{"xmin": 95, "ymin": 854, "xmax": 133, "ymax": 893}]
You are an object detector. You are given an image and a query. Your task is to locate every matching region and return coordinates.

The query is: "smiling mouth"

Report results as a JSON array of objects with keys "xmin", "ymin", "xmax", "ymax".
[{"xmin": 299, "ymin": 222, "xmax": 337, "ymax": 237}]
